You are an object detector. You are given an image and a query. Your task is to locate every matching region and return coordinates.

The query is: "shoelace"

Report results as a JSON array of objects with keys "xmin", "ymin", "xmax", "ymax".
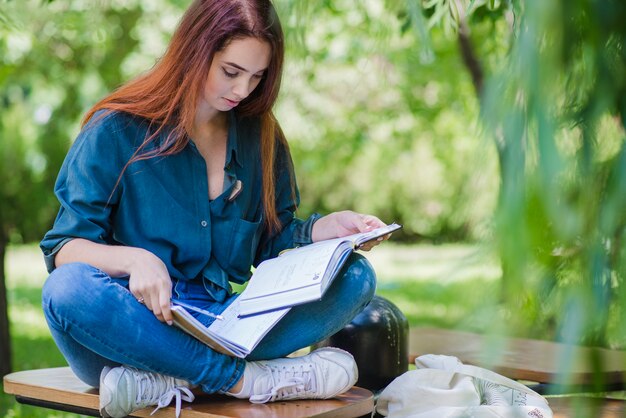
[
  {"xmin": 249, "ymin": 363, "xmax": 317, "ymax": 404},
  {"xmin": 150, "ymin": 386, "xmax": 195, "ymax": 418},
  {"xmin": 130, "ymin": 368, "xmax": 195, "ymax": 418}
]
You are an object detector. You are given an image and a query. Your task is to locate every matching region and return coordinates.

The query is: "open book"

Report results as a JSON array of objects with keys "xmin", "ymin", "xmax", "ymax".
[
  {"xmin": 170, "ymin": 223, "xmax": 400, "ymax": 357},
  {"xmin": 170, "ymin": 300, "xmax": 289, "ymax": 358},
  {"xmin": 238, "ymin": 223, "xmax": 402, "ymax": 317}
]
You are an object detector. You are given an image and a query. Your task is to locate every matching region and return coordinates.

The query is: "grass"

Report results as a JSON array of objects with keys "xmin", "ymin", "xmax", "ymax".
[
  {"xmin": 2, "ymin": 244, "xmax": 83, "ymax": 418},
  {"xmin": 0, "ymin": 242, "xmax": 501, "ymax": 418},
  {"xmin": 367, "ymin": 242, "xmax": 502, "ymax": 331}
]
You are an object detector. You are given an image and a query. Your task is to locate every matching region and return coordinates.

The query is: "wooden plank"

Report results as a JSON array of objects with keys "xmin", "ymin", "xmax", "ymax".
[
  {"xmin": 410, "ymin": 327, "xmax": 626, "ymax": 385},
  {"xmin": 3, "ymin": 367, "xmax": 100, "ymax": 410},
  {"xmin": 3, "ymin": 367, "xmax": 373, "ymax": 418},
  {"xmin": 549, "ymin": 397, "xmax": 625, "ymax": 418}
]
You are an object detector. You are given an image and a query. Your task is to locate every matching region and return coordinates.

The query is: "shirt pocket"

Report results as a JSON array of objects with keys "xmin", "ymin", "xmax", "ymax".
[{"xmin": 226, "ymin": 213, "xmax": 263, "ymax": 280}]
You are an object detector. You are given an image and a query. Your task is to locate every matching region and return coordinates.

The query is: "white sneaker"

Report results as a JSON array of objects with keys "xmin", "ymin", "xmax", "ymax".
[
  {"xmin": 99, "ymin": 365, "xmax": 194, "ymax": 418},
  {"xmin": 246, "ymin": 347, "xmax": 358, "ymax": 403}
]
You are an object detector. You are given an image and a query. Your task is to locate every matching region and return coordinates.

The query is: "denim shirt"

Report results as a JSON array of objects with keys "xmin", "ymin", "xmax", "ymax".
[{"xmin": 40, "ymin": 110, "xmax": 320, "ymax": 301}]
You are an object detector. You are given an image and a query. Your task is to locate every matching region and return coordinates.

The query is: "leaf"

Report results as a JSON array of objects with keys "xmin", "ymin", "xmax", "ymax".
[
  {"xmin": 407, "ymin": 0, "xmax": 435, "ymax": 62},
  {"xmin": 467, "ymin": 0, "xmax": 477, "ymax": 14},
  {"xmin": 449, "ymin": 0, "xmax": 461, "ymax": 24},
  {"xmin": 423, "ymin": 0, "xmax": 442, "ymax": 9}
]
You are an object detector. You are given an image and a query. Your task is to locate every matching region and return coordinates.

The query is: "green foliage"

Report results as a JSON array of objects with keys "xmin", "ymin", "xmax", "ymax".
[
  {"xmin": 413, "ymin": 0, "xmax": 626, "ymax": 348},
  {"xmin": 0, "ymin": 1, "xmax": 149, "ymax": 243},
  {"xmin": 276, "ymin": 0, "xmax": 499, "ymax": 240},
  {"xmin": 0, "ymin": 0, "xmax": 500, "ymax": 245},
  {"xmin": 0, "ymin": 0, "xmax": 187, "ymax": 378},
  {"xmin": 484, "ymin": 0, "xmax": 626, "ymax": 347}
]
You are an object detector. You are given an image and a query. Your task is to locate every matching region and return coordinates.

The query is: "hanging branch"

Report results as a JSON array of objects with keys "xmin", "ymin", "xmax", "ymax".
[{"xmin": 457, "ymin": 18, "xmax": 484, "ymax": 97}]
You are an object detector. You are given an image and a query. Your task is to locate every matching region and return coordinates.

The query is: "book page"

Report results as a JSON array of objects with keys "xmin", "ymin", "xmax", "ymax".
[
  {"xmin": 208, "ymin": 298, "xmax": 289, "ymax": 352},
  {"xmin": 242, "ymin": 238, "xmax": 345, "ymax": 299},
  {"xmin": 238, "ymin": 223, "xmax": 401, "ymax": 316},
  {"xmin": 170, "ymin": 306, "xmax": 238, "ymax": 356},
  {"xmin": 353, "ymin": 223, "xmax": 402, "ymax": 248}
]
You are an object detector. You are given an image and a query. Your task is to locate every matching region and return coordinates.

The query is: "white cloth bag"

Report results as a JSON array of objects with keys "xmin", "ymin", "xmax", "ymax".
[{"xmin": 376, "ymin": 354, "xmax": 553, "ymax": 418}]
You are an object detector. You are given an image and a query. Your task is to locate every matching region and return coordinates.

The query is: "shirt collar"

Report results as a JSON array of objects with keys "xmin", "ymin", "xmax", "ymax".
[{"xmin": 225, "ymin": 111, "xmax": 243, "ymax": 169}]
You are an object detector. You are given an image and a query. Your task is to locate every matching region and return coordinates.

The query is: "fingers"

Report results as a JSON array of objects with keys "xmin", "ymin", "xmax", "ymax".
[
  {"xmin": 312, "ymin": 211, "xmax": 388, "ymax": 241},
  {"xmin": 129, "ymin": 283, "xmax": 146, "ymax": 305},
  {"xmin": 350, "ymin": 214, "xmax": 371, "ymax": 233},
  {"xmin": 338, "ymin": 211, "xmax": 375, "ymax": 234},
  {"xmin": 361, "ymin": 214, "xmax": 386, "ymax": 229},
  {"xmin": 128, "ymin": 256, "xmax": 173, "ymax": 325},
  {"xmin": 347, "ymin": 212, "xmax": 387, "ymax": 235},
  {"xmin": 359, "ymin": 235, "xmax": 386, "ymax": 251},
  {"xmin": 137, "ymin": 286, "xmax": 172, "ymax": 324},
  {"xmin": 159, "ymin": 291, "xmax": 174, "ymax": 325}
]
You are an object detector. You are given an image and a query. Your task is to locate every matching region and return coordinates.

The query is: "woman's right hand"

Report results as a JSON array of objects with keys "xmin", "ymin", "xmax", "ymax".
[
  {"xmin": 55, "ymin": 238, "xmax": 174, "ymax": 324},
  {"xmin": 128, "ymin": 249, "xmax": 174, "ymax": 325}
]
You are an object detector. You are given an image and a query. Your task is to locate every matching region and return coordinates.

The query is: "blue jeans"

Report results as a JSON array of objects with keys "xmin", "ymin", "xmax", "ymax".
[{"xmin": 41, "ymin": 253, "xmax": 376, "ymax": 394}]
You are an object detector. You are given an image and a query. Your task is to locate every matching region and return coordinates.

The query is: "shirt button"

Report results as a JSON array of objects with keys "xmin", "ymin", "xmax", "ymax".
[{"xmin": 201, "ymin": 220, "xmax": 208, "ymax": 227}]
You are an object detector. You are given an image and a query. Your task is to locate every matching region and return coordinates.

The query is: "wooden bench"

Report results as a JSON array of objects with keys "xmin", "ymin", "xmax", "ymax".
[
  {"xmin": 546, "ymin": 397, "xmax": 625, "ymax": 417},
  {"xmin": 6, "ymin": 327, "xmax": 626, "ymax": 417},
  {"xmin": 3, "ymin": 367, "xmax": 374, "ymax": 418},
  {"xmin": 409, "ymin": 327, "xmax": 626, "ymax": 391},
  {"xmin": 5, "ymin": 368, "xmax": 626, "ymax": 418}
]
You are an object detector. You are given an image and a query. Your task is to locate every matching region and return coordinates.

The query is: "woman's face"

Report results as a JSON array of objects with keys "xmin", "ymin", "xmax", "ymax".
[{"xmin": 203, "ymin": 37, "xmax": 271, "ymax": 112}]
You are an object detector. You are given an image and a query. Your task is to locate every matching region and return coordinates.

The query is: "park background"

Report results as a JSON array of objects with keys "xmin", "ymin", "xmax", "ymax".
[{"xmin": 1, "ymin": 0, "xmax": 626, "ymax": 416}]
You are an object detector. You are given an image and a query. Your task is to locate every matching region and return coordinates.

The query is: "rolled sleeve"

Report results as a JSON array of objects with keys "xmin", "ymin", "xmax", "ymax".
[
  {"xmin": 41, "ymin": 237, "xmax": 75, "ymax": 273},
  {"xmin": 40, "ymin": 112, "xmax": 123, "ymax": 272},
  {"xmin": 292, "ymin": 212, "xmax": 322, "ymax": 246}
]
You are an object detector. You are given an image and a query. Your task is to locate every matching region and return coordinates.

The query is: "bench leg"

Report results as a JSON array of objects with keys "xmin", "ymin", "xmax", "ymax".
[{"xmin": 16, "ymin": 395, "xmax": 100, "ymax": 417}]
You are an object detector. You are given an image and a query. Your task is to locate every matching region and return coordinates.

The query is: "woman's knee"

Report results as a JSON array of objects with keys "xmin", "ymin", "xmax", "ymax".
[
  {"xmin": 338, "ymin": 253, "xmax": 377, "ymax": 304},
  {"xmin": 42, "ymin": 263, "xmax": 106, "ymax": 308}
]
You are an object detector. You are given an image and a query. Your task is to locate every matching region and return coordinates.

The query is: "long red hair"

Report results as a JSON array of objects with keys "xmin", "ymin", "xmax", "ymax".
[{"xmin": 83, "ymin": 0, "xmax": 287, "ymax": 232}]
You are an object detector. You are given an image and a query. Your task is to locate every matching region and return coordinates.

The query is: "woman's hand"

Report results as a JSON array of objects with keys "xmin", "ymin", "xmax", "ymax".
[
  {"xmin": 55, "ymin": 239, "xmax": 174, "ymax": 324},
  {"xmin": 311, "ymin": 210, "xmax": 389, "ymax": 251},
  {"xmin": 128, "ymin": 249, "xmax": 174, "ymax": 325}
]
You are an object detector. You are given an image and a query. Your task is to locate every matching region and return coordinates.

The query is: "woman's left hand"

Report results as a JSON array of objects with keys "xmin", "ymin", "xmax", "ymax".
[{"xmin": 311, "ymin": 210, "xmax": 389, "ymax": 251}]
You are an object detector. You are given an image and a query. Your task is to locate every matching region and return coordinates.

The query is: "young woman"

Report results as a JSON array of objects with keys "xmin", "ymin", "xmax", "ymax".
[{"xmin": 40, "ymin": 1, "xmax": 386, "ymax": 417}]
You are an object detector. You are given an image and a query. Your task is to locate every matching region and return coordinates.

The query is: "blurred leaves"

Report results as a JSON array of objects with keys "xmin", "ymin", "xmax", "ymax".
[
  {"xmin": 277, "ymin": 0, "xmax": 497, "ymax": 240},
  {"xmin": 0, "ymin": 0, "xmax": 500, "ymax": 244},
  {"xmin": 462, "ymin": 0, "xmax": 626, "ymax": 346},
  {"xmin": 0, "ymin": 0, "xmax": 186, "ymax": 244}
]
